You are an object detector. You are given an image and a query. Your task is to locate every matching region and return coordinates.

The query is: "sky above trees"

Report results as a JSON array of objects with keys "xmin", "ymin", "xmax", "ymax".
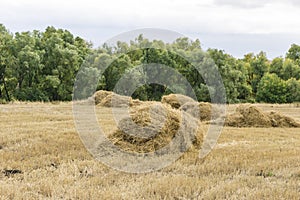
[{"xmin": 1, "ymin": 0, "xmax": 300, "ymax": 58}]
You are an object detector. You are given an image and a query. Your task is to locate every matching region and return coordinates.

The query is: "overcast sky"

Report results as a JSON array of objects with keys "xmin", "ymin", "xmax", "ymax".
[{"xmin": 1, "ymin": 0, "xmax": 300, "ymax": 58}]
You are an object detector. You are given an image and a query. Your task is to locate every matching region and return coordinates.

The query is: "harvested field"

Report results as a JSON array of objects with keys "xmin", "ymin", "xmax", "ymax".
[{"xmin": 0, "ymin": 102, "xmax": 300, "ymax": 199}]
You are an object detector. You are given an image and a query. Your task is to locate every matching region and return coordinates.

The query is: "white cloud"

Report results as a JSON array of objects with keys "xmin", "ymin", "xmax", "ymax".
[
  {"xmin": 1, "ymin": 0, "xmax": 300, "ymax": 34},
  {"xmin": 214, "ymin": 0, "xmax": 272, "ymax": 8},
  {"xmin": 214, "ymin": 0, "xmax": 300, "ymax": 9},
  {"xmin": 1, "ymin": 0, "xmax": 300, "ymax": 57}
]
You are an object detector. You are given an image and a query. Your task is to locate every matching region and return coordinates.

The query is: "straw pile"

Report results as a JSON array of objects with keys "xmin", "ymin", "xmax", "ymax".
[
  {"xmin": 93, "ymin": 90, "xmax": 114, "ymax": 105},
  {"xmin": 92, "ymin": 90, "xmax": 147, "ymax": 108},
  {"xmin": 268, "ymin": 111, "xmax": 300, "ymax": 128},
  {"xmin": 180, "ymin": 102, "xmax": 221, "ymax": 121},
  {"xmin": 161, "ymin": 94, "xmax": 196, "ymax": 109},
  {"xmin": 99, "ymin": 93, "xmax": 133, "ymax": 107},
  {"xmin": 226, "ymin": 104, "xmax": 272, "ymax": 127},
  {"xmin": 108, "ymin": 102, "xmax": 203, "ymax": 153},
  {"xmin": 225, "ymin": 104, "xmax": 300, "ymax": 128}
]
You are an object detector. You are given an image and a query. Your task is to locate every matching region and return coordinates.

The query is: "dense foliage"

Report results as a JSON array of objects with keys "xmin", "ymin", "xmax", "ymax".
[
  {"xmin": 0, "ymin": 24, "xmax": 299, "ymax": 103},
  {"xmin": 0, "ymin": 25, "xmax": 91, "ymax": 101}
]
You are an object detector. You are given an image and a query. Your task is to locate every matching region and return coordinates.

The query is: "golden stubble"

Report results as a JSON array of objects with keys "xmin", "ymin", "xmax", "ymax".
[{"xmin": 0, "ymin": 102, "xmax": 299, "ymax": 199}]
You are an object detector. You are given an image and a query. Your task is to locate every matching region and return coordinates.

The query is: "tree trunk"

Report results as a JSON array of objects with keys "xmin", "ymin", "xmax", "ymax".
[{"xmin": 3, "ymin": 78, "xmax": 10, "ymax": 101}]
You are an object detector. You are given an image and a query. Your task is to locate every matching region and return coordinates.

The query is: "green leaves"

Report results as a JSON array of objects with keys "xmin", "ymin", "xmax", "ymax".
[
  {"xmin": 0, "ymin": 24, "xmax": 14, "ymax": 101},
  {"xmin": 286, "ymin": 44, "xmax": 300, "ymax": 64},
  {"xmin": 0, "ymin": 24, "xmax": 299, "ymax": 103},
  {"xmin": 208, "ymin": 49, "xmax": 252, "ymax": 103},
  {"xmin": 0, "ymin": 24, "xmax": 90, "ymax": 101},
  {"xmin": 286, "ymin": 78, "xmax": 300, "ymax": 103},
  {"xmin": 256, "ymin": 73, "xmax": 287, "ymax": 103},
  {"xmin": 282, "ymin": 59, "xmax": 300, "ymax": 80}
]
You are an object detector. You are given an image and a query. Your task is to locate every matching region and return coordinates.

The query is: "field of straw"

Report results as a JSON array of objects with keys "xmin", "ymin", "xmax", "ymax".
[{"xmin": 0, "ymin": 102, "xmax": 300, "ymax": 199}]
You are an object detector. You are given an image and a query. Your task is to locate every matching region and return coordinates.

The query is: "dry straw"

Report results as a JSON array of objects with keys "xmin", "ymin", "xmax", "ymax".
[
  {"xmin": 99, "ymin": 94, "xmax": 133, "ymax": 108},
  {"xmin": 268, "ymin": 111, "xmax": 300, "ymax": 128},
  {"xmin": 161, "ymin": 94, "xmax": 195, "ymax": 109},
  {"xmin": 93, "ymin": 90, "xmax": 114, "ymax": 105},
  {"xmin": 180, "ymin": 102, "xmax": 221, "ymax": 121},
  {"xmin": 108, "ymin": 102, "xmax": 203, "ymax": 153},
  {"xmin": 225, "ymin": 104, "xmax": 300, "ymax": 128},
  {"xmin": 91, "ymin": 90, "xmax": 300, "ymax": 155}
]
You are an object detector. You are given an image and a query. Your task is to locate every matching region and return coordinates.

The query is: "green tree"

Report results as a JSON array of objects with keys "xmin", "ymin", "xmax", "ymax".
[
  {"xmin": 103, "ymin": 54, "xmax": 133, "ymax": 91},
  {"xmin": 11, "ymin": 32, "xmax": 46, "ymax": 100},
  {"xmin": 250, "ymin": 52, "xmax": 269, "ymax": 94},
  {"xmin": 2, "ymin": 24, "xmax": 300, "ymax": 104},
  {"xmin": 269, "ymin": 57, "xmax": 284, "ymax": 77},
  {"xmin": 281, "ymin": 58, "xmax": 300, "ymax": 80},
  {"xmin": 286, "ymin": 78, "xmax": 300, "ymax": 103},
  {"xmin": 208, "ymin": 49, "xmax": 252, "ymax": 103},
  {"xmin": 41, "ymin": 27, "xmax": 89, "ymax": 100},
  {"xmin": 0, "ymin": 24, "xmax": 15, "ymax": 101},
  {"xmin": 286, "ymin": 44, "xmax": 300, "ymax": 64},
  {"xmin": 256, "ymin": 73, "xmax": 287, "ymax": 103}
]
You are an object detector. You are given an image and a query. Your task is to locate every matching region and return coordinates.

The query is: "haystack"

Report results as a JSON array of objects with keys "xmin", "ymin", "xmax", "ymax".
[
  {"xmin": 108, "ymin": 102, "xmax": 203, "ymax": 153},
  {"xmin": 161, "ymin": 94, "xmax": 196, "ymax": 109},
  {"xmin": 180, "ymin": 102, "xmax": 221, "ymax": 121},
  {"xmin": 93, "ymin": 90, "xmax": 114, "ymax": 105},
  {"xmin": 225, "ymin": 104, "xmax": 272, "ymax": 127},
  {"xmin": 225, "ymin": 104, "xmax": 300, "ymax": 128},
  {"xmin": 130, "ymin": 99, "xmax": 146, "ymax": 107},
  {"xmin": 268, "ymin": 111, "xmax": 300, "ymax": 128},
  {"xmin": 99, "ymin": 93, "xmax": 133, "ymax": 108}
]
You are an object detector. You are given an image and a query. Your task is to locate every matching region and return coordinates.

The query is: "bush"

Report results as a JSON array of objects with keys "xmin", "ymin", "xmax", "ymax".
[
  {"xmin": 0, "ymin": 99, "xmax": 7, "ymax": 104},
  {"xmin": 14, "ymin": 88, "xmax": 49, "ymax": 101}
]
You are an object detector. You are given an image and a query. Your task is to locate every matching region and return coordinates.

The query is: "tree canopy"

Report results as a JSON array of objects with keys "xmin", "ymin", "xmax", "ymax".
[{"xmin": 0, "ymin": 24, "xmax": 299, "ymax": 103}]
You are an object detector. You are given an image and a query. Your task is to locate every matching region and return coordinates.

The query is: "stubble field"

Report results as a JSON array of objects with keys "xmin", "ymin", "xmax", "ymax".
[{"xmin": 0, "ymin": 102, "xmax": 300, "ymax": 199}]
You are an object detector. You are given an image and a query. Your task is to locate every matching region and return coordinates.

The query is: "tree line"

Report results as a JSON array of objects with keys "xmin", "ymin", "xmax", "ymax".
[{"xmin": 0, "ymin": 24, "xmax": 299, "ymax": 103}]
